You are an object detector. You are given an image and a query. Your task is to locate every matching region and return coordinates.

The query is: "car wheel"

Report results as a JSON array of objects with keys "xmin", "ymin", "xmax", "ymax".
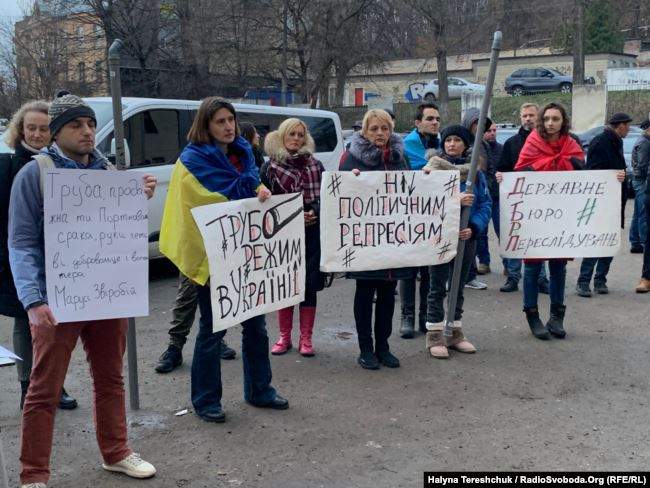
[
  {"xmin": 560, "ymin": 83, "xmax": 572, "ymax": 94},
  {"xmin": 511, "ymin": 86, "xmax": 524, "ymax": 97},
  {"xmin": 423, "ymin": 92, "xmax": 436, "ymax": 102}
]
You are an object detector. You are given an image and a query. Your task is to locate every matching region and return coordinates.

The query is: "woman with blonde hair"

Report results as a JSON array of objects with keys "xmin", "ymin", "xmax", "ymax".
[
  {"xmin": 265, "ymin": 118, "xmax": 325, "ymax": 356},
  {"xmin": 1, "ymin": 100, "xmax": 78, "ymax": 409},
  {"xmin": 339, "ymin": 109, "xmax": 411, "ymax": 370}
]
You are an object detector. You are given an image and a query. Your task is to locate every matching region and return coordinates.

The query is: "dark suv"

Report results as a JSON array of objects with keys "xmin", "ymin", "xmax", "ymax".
[{"xmin": 505, "ymin": 68, "xmax": 573, "ymax": 96}]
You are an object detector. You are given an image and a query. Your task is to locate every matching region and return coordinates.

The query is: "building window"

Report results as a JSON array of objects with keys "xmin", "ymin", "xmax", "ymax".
[
  {"xmin": 94, "ymin": 25, "xmax": 102, "ymax": 49},
  {"xmin": 78, "ymin": 62, "xmax": 86, "ymax": 82}
]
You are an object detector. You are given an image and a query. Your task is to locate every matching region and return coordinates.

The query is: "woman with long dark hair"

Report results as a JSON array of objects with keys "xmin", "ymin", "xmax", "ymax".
[
  {"xmin": 513, "ymin": 102, "xmax": 585, "ymax": 340},
  {"xmin": 239, "ymin": 121, "xmax": 265, "ymax": 169},
  {"xmin": 160, "ymin": 97, "xmax": 288, "ymax": 423}
]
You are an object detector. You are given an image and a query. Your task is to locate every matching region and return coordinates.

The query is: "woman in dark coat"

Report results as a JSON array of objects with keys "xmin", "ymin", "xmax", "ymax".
[
  {"xmin": 339, "ymin": 109, "xmax": 412, "ymax": 370},
  {"xmin": 422, "ymin": 125, "xmax": 491, "ymax": 359},
  {"xmin": 0, "ymin": 100, "xmax": 77, "ymax": 409},
  {"xmin": 240, "ymin": 121, "xmax": 266, "ymax": 169},
  {"xmin": 264, "ymin": 118, "xmax": 325, "ymax": 357}
]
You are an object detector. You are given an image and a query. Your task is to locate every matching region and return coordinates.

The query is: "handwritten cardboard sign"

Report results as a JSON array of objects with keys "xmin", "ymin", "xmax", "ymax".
[
  {"xmin": 192, "ymin": 193, "xmax": 306, "ymax": 331},
  {"xmin": 499, "ymin": 170, "xmax": 621, "ymax": 258},
  {"xmin": 44, "ymin": 169, "xmax": 149, "ymax": 322},
  {"xmin": 319, "ymin": 171, "xmax": 461, "ymax": 272}
]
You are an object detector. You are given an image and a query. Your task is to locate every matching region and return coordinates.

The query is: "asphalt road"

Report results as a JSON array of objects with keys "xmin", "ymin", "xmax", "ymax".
[{"xmin": 1, "ymin": 221, "xmax": 649, "ymax": 488}]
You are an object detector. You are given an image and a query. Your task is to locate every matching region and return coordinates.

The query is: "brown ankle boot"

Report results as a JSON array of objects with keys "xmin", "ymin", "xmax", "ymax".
[
  {"xmin": 447, "ymin": 321, "xmax": 476, "ymax": 353},
  {"xmin": 425, "ymin": 322, "xmax": 448, "ymax": 359},
  {"xmin": 636, "ymin": 278, "xmax": 650, "ymax": 293}
]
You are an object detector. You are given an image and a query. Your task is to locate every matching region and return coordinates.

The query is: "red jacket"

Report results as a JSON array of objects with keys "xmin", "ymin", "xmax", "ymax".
[
  {"xmin": 514, "ymin": 130, "xmax": 584, "ymax": 263},
  {"xmin": 515, "ymin": 130, "xmax": 584, "ymax": 172}
]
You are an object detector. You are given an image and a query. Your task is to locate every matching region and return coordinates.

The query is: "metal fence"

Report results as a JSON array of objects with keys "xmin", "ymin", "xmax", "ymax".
[{"xmin": 606, "ymin": 85, "xmax": 650, "ymax": 123}]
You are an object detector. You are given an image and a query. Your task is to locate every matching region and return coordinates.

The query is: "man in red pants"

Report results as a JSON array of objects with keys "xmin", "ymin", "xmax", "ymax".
[{"xmin": 8, "ymin": 93, "xmax": 157, "ymax": 487}]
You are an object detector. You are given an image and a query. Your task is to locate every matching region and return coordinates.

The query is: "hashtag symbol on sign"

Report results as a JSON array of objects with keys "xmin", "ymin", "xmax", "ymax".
[
  {"xmin": 444, "ymin": 174, "xmax": 458, "ymax": 196},
  {"xmin": 221, "ymin": 238, "xmax": 228, "ymax": 258},
  {"xmin": 328, "ymin": 173, "xmax": 342, "ymax": 197},
  {"xmin": 438, "ymin": 240, "xmax": 452, "ymax": 261},
  {"xmin": 576, "ymin": 198, "xmax": 597, "ymax": 227},
  {"xmin": 342, "ymin": 248, "xmax": 356, "ymax": 268}
]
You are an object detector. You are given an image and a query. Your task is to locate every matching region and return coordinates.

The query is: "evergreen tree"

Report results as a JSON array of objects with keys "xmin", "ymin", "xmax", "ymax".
[{"xmin": 584, "ymin": 0, "xmax": 624, "ymax": 53}]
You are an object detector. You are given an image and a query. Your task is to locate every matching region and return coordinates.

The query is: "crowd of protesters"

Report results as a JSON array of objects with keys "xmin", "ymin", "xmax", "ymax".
[{"xmin": 1, "ymin": 91, "xmax": 649, "ymax": 488}]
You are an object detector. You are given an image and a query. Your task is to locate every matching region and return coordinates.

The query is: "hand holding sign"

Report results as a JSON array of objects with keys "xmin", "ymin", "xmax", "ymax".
[
  {"xmin": 192, "ymin": 193, "xmax": 306, "ymax": 331},
  {"xmin": 44, "ymin": 169, "xmax": 150, "ymax": 323},
  {"xmin": 499, "ymin": 170, "xmax": 621, "ymax": 259},
  {"xmin": 319, "ymin": 170, "xmax": 461, "ymax": 272}
]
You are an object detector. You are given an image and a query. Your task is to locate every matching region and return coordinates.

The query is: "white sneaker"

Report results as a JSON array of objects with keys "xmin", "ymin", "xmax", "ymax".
[
  {"xmin": 465, "ymin": 279, "xmax": 487, "ymax": 290},
  {"xmin": 102, "ymin": 452, "xmax": 156, "ymax": 479},
  {"xmin": 22, "ymin": 484, "xmax": 47, "ymax": 488}
]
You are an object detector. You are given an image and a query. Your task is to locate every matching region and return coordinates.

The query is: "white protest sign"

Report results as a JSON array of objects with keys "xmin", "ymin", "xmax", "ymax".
[
  {"xmin": 499, "ymin": 170, "xmax": 621, "ymax": 259},
  {"xmin": 319, "ymin": 170, "xmax": 461, "ymax": 272},
  {"xmin": 192, "ymin": 193, "xmax": 305, "ymax": 332},
  {"xmin": 44, "ymin": 169, "xmax": 149, "ymax": 322}
]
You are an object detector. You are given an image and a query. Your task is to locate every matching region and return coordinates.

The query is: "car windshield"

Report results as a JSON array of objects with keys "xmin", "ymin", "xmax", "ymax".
[
  {"xmin": 0, "ymin": 138, "xmax": 13, "ymax": 154},
  {"xmin": 624, "ymin": 136, "xmax": 639, "ymax": 153},
  {"xmin": 549, "ymin": 69, "xmax": 564, "ymax": 76},
  {"xmin": 84, "ymin": 100, "xmax": 125, "ymax": 132}
]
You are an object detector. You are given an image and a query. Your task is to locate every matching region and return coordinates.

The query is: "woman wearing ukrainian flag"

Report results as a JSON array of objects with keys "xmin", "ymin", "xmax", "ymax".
[{"xmin": 160, "ymin": 97, "xmax": 289, "ymax": 423}]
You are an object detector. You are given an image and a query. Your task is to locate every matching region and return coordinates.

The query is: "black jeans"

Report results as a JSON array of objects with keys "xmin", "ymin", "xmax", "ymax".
[
  {"xmin": 353, "ymin": 279, "xmax": 397, "ymax": 354},
  {"xmin": 399, "ymin": 267, "xmax": 430, "ymax": 319},
  {"xmin": 427, "ymin": 239, "xmax": 476, "ymax": 323},
  {"xmin": 577, "ymin": 257, "xmax": 613, "ymax": 285}
]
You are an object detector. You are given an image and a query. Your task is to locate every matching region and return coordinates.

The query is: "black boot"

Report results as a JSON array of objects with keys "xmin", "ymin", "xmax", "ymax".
[
  {"xmin": 20, "ymin": 380, "xmax": 29, "ymax": 409},
  {"xmin": 58, "ymin": 387, "xmax": 78, "ymax": 410},
  {"xmin": 547, "ymin": 304, "xmax": 566, "ymax": 339},
  {"xmin": 418, "ymin": 314, "xmax": 428, "ymax": 334},
  {"xmin": 399, "ymin": 314, "xmax": 415, "ymax": 339},
  {"xmin": 220, "ymin": 339, "xmax": 237, "ymax": 360},
  {"xmin": 155, "ymin": 345, "xmax": 183, "ymax": 373},
  {"xmin": 524, "ymin": 307, "xmax": 550, "ymax": 340}
]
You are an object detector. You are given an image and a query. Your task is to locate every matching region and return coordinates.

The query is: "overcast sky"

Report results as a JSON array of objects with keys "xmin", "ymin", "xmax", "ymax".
[{"xmin": 1, "ymin": 0, "xmax": 26, "ymax": 21}]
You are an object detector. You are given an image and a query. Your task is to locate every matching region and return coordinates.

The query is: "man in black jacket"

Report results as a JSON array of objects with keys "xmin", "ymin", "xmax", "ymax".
[
  {"xmin": 497, "ymin": 103, "xmax": 549, "ymax": 293},
  {"xmin": 576, "ymin": 112, "xmax": 631, "ymax": 297}
]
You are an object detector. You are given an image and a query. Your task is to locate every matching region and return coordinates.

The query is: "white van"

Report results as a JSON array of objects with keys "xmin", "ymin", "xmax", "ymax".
[{"xmin": 84, "ymin": 97, "xmax": 345, "ymax": 257}]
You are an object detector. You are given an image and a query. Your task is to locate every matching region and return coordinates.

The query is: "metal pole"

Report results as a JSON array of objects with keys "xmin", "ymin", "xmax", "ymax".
[
  {"xmin": 444, "ymin": 31, "xmax": 502, "ymax": 338},
  {"xmin": 108, "ymin": 39, "xmax": 140, "ymax": 410}
]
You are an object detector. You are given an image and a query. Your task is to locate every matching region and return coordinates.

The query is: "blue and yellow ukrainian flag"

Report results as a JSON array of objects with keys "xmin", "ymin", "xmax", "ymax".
[{"xmin": 159, "ymin": 136, "xmax": 262, "ymax": 285}]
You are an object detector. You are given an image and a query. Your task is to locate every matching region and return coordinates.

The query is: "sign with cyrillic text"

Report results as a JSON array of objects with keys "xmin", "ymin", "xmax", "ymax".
[
  {"xmin": 44, "ymin": 169, "xmax": 149, "ymax": 322},
  {"xmin": 192, "ymin": 193, "xmax": 305, "ymax": 331},
  {"xmin": 499, "ymin": 170, "xmax": 621, "ymax": 258},
  {"xmin": 319, "ymin": 171, "xmax": 461, "ymax": 272}
]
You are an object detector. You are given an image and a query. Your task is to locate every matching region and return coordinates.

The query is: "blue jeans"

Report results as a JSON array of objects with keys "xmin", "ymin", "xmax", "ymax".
[
  {"xmin": 578, "ymin": 257, "xmax": 613, "ymax": 285},
  {"xmin": 192, "ymin": 285, "xmax": 276, "ymax": 413},
  {"xmin": 630, "ymin": 180, "xmax": 647, "ymax": 247},
  {"xmin": 476, "ymin": 199, "xmax": 500, "ymax": 265},
  {"xmin": 523, "ymin": 260, "xmax": 566, "ymax": 308}
]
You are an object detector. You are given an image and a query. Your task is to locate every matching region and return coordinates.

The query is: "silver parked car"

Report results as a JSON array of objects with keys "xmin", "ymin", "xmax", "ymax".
[
  {"xmin": 422, "ymin": 77, "xmax": 485, "ymax": 101},
  {"xmin": 505, "ymin": 68, "xmax": 573, "ymax": 96}
]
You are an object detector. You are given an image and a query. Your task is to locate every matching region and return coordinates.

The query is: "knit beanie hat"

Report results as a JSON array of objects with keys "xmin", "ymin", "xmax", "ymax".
[
  {"xmin": 440, "ymin": 124, "xmax": 472, "ymax": 150},
  {"xmin": 49, "ymin": 93, "xmax": 97, "ymax": 137}
]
